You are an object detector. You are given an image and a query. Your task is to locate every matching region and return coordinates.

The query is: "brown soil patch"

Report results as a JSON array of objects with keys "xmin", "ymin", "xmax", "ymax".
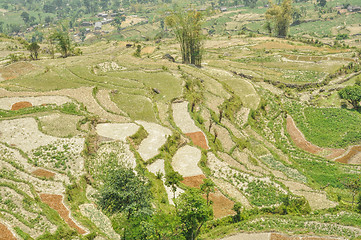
[
  {"xmin": 0, "ymin": 223, "xmax": 16, "ymax": 240},
  {"xmin": 335, "ymin": 145, "xmax": 361, "ymax": 164},
  {"xmin": 186, "ymin": 132, "xmax": 209, "ymax": 150},
  {"xmin": 32, "ymin": 169, "xmax": 55, "ymax": 179},
  {"xmin": 210, "ymin": 191, "xmax": 235, "ymax": 219},
  {"xmin": 181, "ymin": 175, "xmax": 234, "ymax": 219},
  {"xmin": 11, "ymin": 101, "xmax": 32, "ymax": 110},
  {"xmin": 0, "ymin": 62, "xmax": 36, "ymax": 80},
  {"xmin": 141, "ymin": 46, "xmax": 156, "ymax": 54},
  {"xmin": 40, "ymin": 194, "xmax": 86, "ymax": 234},
  {"xmin": 182, "ymin": 174, "xmax": 206, "ymax": 188},
  {"xmin": 286, "ymin": 116, "xmax": 346, "ymax": 160}
]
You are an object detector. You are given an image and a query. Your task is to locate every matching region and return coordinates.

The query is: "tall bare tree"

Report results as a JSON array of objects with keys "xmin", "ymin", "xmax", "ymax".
[{"xmin": 166, "ymin": 9, "xmax": 204, "ymax": 67}]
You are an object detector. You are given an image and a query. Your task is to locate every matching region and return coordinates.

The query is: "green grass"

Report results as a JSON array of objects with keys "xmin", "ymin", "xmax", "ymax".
[
  {"xmin": 111, "ymin": 92, "xmax": 157, "ymax": 122},
  {"xmin": 4, "ymin": 67, "xmax": 91, "ymax": 91},
  {"xmin": 290, "ymin": 105, "xmax": 361, "ymax": 148},
  {"xmin": 109, "ymin": 71, "xmax": 183, "ymax": 102}
]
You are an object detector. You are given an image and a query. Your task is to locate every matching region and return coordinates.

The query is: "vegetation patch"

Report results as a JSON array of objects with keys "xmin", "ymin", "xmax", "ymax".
[{"xmin": 288, "ymin": 104, "xmax": 361, "ymax": 148}]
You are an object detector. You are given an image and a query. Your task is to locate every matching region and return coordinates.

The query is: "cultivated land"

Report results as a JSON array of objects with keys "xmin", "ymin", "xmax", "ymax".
[{"xmin": 1, "ymin": 1, "xmax": 361, "ymax": 239}]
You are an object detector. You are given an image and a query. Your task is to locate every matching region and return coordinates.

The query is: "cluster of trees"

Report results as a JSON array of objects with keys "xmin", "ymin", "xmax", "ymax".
[
  {"xmin": 265, "ymin": 0, "xmax": 292, "ymax": 37},
  {"xmin": 166, "ymin": 9, "xmax": 204, "ymax": 67},
  {"xmin": 97, "ymin": 167, "xmax": 213, "ymax": 239},
  {"xmin": 339, "ymin": 78, "xmax": 361, "ymax": 109}
]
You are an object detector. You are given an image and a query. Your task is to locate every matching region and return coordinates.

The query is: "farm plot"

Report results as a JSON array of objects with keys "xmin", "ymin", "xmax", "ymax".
[
  {"xmin": 207, "ymin": 152, "xmax": 287, "ymax": 207},
  {"xmin": 172, "ymin": 101, "xmax": 209, "ymax": 149},
  {"xmin": 0, "ymin": 222, "xmax": 16, "ymax": 240},
  {"xmin": 96, "ymin": 123, "xmax": 139, "ymax": 141},
  {"xmin": 40, "ymin": 194, "xmax": 86, "ymax": 234},
  {"xmin": 0, "ymin": 118, "xmax": 85, "ymax": 175},
  {"xmin": 80, "ymin": 204, "xmax": 120, "ymax": 240},
  {"xmin": 38, "ymin": 113, "xmax": 83, "ymax": 138},
  {"xmin": 135, "ymin": 121, "xmax": 172, "ymax": 161},
  {"xmin": 172, "ymin": 145, "xmax": 203, "ymax": 177},
  {"xmin": 0, "ymin": 96, "xmax": 72, "ymax": 110}
]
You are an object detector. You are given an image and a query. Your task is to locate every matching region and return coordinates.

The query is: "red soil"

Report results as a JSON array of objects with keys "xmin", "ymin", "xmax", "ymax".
[
  {"xmin": 0, "ymin": 223, "xmax": 16, "ymax": 240},
  {"xmin": 11, "ymin": 101, "xmax": 32, "ymax": 110},
  {"xmin": 32, "ymin": 169, "xmax": 55, "ymax": 179},
  {"xmin": 182, "ymin": 174, "xmax": 235, "ymax": 219},
  {"xmin": 182, "ymin": 174, "xmax": 206, "ymax": 188},
  {"xmin": 186, "ymin": 132, "xmax": 209, "ymax": 150},
  {"xmin": 40, "ymin": 194, "xmax": 86, "ymax": 234},
  {"xmin": 334, "ymin": 145, "xmax": 361, "ymax": 164},
  {"xmin": 286, "ymin": 116, "xmax": 345, "ymax": 160}
]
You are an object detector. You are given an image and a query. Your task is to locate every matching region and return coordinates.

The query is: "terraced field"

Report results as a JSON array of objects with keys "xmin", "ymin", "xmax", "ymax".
[{"xmin": 1, "ymin": 34, "xmax": 361, "ymax": 240}]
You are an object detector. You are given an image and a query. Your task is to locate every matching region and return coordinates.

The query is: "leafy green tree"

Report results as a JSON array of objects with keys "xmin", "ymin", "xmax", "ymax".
[
  {"xmin": 112, "ymin": 16, "xmax": 126, "ymax": 32},
  {"xmin": 357, "ymin": 194, "xmax": 361, "ymax": 213},
  {"xmin": 144, "ymin": 211, "xmax": 186, "ymax": 240},
  {"xmin": 200, "ymin": 178, "xmax": 215, "ymax": 206},
  {"xmin": 50, "ymin": 30, "xmax": 72, "ymax": 57},
  {"xmin": 244, "ymin": 0, "xmax": 258, "ymax": 8},
  {"xmin": 338, "ymin": 85, "xmax": 361, "ymax": 109},
  {"xmin": 341, "ymin": 176, "xmax": 361, "ymax": 206},
  {"xmin": 21, "ymin": 11, "xmax": 30, "ymax": 23},
  {"xmin": 27, "ymin": 42, "xmax": 40, "ymax": 60},
  {"xmin": 265, "ymin": 0, "xmax": 292, "ymax": 37},
  {"xmin": 166, "ymin": 9, "xmax": 204, "ymax": 67},
  {"xmin": 232, "ymin": 202, "xmax": 245, "ymax": 222},
  {"xmin": 317, "ymin": 0, "xmax": 326, "ymax": 7},
  {"xmin": 97, "ymin": 167, "xmax": 153, "ymax": 219},
  {"xmin": 175, "ymin": 189, "xmax": 213, "ymax": 240},
  {"xmin": 165, "ymin": 171, "xmax": 183, "ymax": 201}
]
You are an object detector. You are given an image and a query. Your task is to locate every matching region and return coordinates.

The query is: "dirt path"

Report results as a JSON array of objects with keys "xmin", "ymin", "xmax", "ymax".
[{"xmin": 40, "ymin": 194, "xmax": 86, "ymax": 235}]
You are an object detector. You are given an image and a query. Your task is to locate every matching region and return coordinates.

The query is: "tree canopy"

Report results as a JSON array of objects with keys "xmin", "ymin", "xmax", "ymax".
[
  {"xmin": 166, "ymin": 9, "xmax": 204, "ymax": 67},
  {"xmin": 97, "ymin": 167, "xmax": 153, "ymax": 219},
  {"xmin": 265, "ymin": 0, "xmax": 292, "ymax": 37},
  {"xmin": 175, "ymin": 189, "xmax": 213, "ymax": 240},
  {"xmin": 338, "ymin": 85, "xmax": 361, "ymax": 109}
]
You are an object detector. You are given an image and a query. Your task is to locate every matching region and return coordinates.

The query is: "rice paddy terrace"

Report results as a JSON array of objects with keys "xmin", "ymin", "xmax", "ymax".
[{"xmin": 1, "ymin": 34, "xmax": 361, "ymax": 240}]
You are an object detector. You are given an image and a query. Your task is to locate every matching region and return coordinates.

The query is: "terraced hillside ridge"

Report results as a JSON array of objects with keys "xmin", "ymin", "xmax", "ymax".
[{"xmin": 1, "ymin": 16, "xmax": 361, "ymax": 240}]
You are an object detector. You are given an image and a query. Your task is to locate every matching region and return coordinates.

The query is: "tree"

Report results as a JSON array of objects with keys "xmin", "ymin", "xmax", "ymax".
[
  {"xmin": 232, "ymin": 202, "xmax": 244, "ymax": 222},
  {"xmin": 165, "ymin": 9, "xmax": 204, "ymax": 67},
  {"xmin": 97, "ymin": 167, "xmax": 153, "ymax": 219},
  {"xmin": 28, "ymin": 42, "xmax": 40, "ymax": 60},
  {"xmin": 112, "ymin": 15, "xmax": 126, "ymax": 32},
  {"xmin": 341, "ymin": 176, "xmax": 361, "ymax": 206},
  {"xmin": 21, "ymin": 11, "xmax": 30, "ymax": 24},
  {"xmin": 317, "ymin": 0, "xmax": 326, "ymax": 7},
  {"xmin": 338, "ymin": 85, "xmax": 361, "ymax": 109},
  {"xmin": 265, "ymin": 0, "xmax": 292, "ymax": 37},
  {"xmin": 244, "ymin": 0, "xmax": 258, "ymax": 8},
  {"xmin": 200, "ymin": 178, "xmax": 215, "ymax": 206},
  {"xmin": 175, "ymin": 189, "xmax": 213, "ymax": 240},
  {"xmin": 165, "ymin": 171, "xmax": 183, "ymax": 201},
  {"xmin": 357, "ymin": 194, "xmax": 361, "ymax": 213},
  {"xmin": 50, "ymin": 30, "xmax": 72, "ymax": 57}
]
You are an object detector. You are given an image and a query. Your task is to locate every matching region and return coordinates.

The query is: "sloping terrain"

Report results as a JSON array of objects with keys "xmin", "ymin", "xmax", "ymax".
[{"xmin": 0, "ymin": 31, "xmax": 361, "ymax": 240}]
